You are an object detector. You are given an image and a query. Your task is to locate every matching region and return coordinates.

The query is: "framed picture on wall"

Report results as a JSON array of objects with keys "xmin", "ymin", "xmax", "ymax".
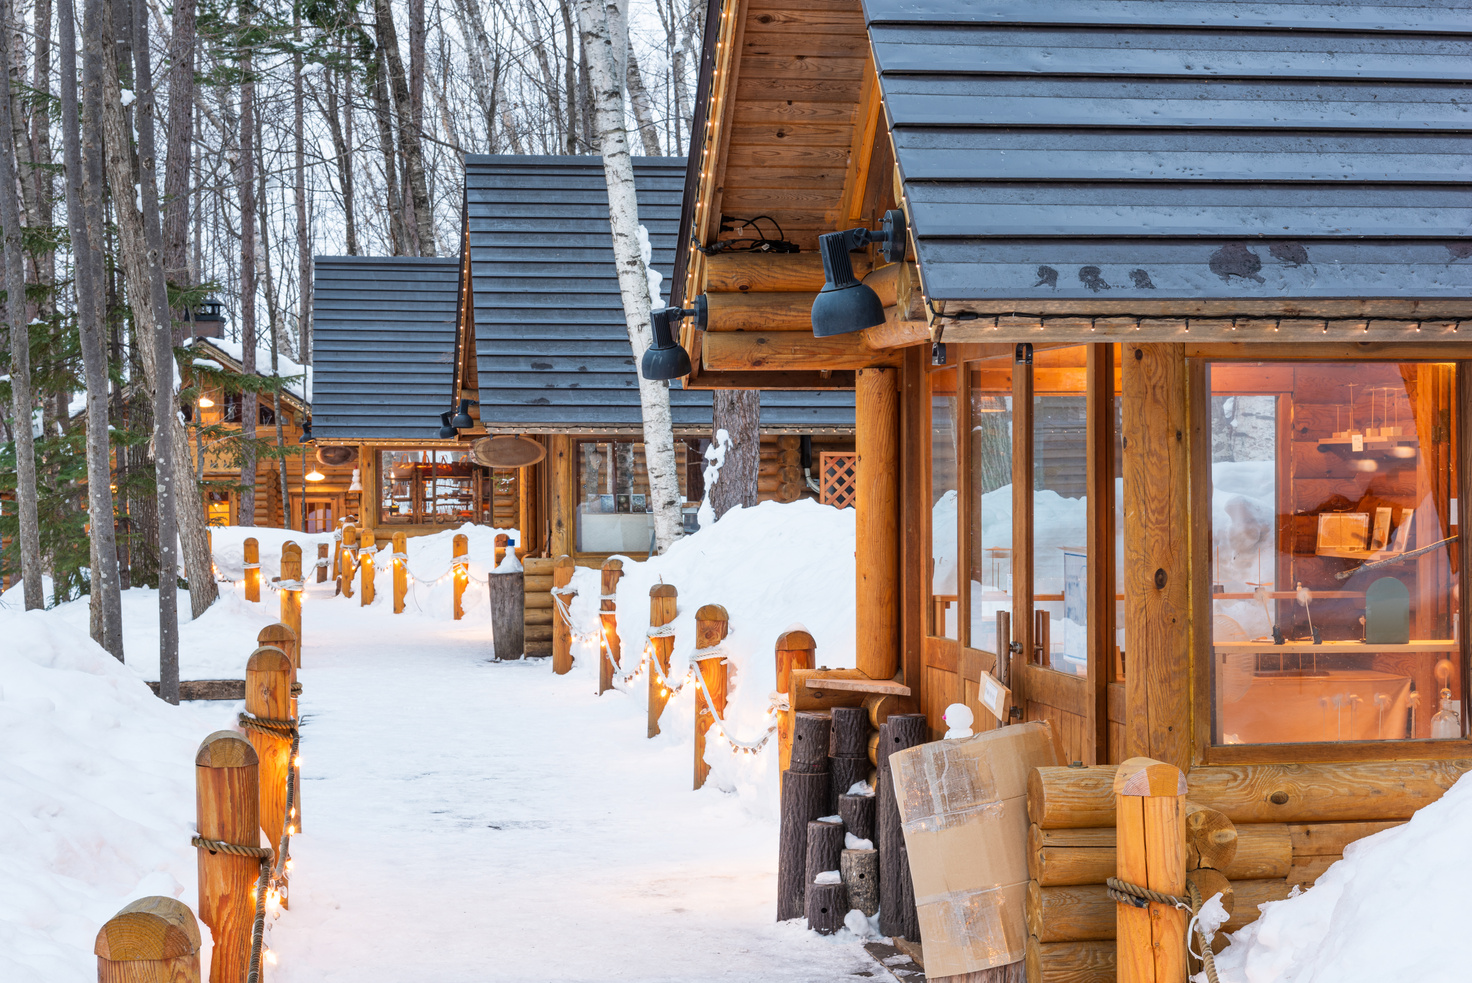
[
  {"xmin": 1316, "ymin": 512, "xmax": 1370, "ymax": 555},
  {"xmin": 632, "ymin": 494, "xmax": 647, "ymax": 512},
  {"xmin": 598, "ymin": 494, "xmax": 615, "ymax": 513},
  {"xmin": 616, "ymin": 494, "xmax": 631, "ymax": 513}
]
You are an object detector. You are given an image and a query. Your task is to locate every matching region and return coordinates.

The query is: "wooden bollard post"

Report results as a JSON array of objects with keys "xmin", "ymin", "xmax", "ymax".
[
  {"xmin": 647, "ymin": 584, "xmax": 678, "ymax": 738},
  {"xmin": 316, "ymin": 542, "xmax": 329, "ymax": 583},
  {"xmin": 452, "ymin": 533, "xmax": 468, "ymax": 620},
  {"xmin": 330, "ymin": 521, "xmax": 343, "ymax": 583},
  {"xmin": 392, "ymin": 532, "xmax": 408, "ymax": 613},
  {"xmin": 598, "ymin": 558, "xmax": 623, "ymax": 695},
  {"xmin": 244, "ymin": 646, "xmax": 293, "ymax": 856},
  {"xmin": 1115, "ymin": 757, "xmax": 1189, "ymax": 983},
  {"xmin": 280, "ymin": 542, "xmax": 302, "ymax": 647},
  {"xmin": 243, "ymin": 537, "xmax": 260, "ymax": 602},
  {"xmin": 693, "ymin": 603, "xmax": 729, "ymax": 789},
  {"xmin": 194, "ymin": 732, "xmax": 263, "ymax": 983},
  {"xmin": 95, "ymin": 896, "xmax": 202, "ymax": 983},
  {"xmin": 359, "ymin": 528, "xmax": 376, "ymax": 605},
  {"xmin": 494, "ymin": 532, "xmax": 509, "ymax": 568},
  {"xmin": 489, "ymin": 550, "xmax": 525, "ymax": 660},
  {"xmin": 257, "ymin": 622, "xmax": 301, "ymax": 833},
  {"xmin": 552, "ymin": 555, "xmax": 576, "ymax": 674},
  {"xmin": 775, "ymin": 630, "xmax": 817, "ymax": 780},
  {"xmin": 339, "ymin": 524, "xmax": 357, "ymax": 598}
]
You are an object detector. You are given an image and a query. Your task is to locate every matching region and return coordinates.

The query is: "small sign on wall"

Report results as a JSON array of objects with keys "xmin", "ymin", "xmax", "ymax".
[{"xmin": 977, "ymin": 669, "xmax": 1012, "ymax": 723}]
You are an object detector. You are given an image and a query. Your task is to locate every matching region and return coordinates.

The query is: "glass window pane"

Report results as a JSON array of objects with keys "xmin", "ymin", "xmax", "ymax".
[
  {"xmin": 378, "ymin": 449, "xmax": 480, "ymax": 525},
  {"xmin": 969, "ymin": 360, "xmax": 1014, "ymax": 651},
  {"xmin": 1208, "ymin": 361, "xmax": 1461, "ymax": 745},
  {"xmin": 1034, "ymin": 347, "xmax": 1090, "ymax": 676},
  {"xmin": 930, "ymin": 369, "xmax": 960, "ymax": 639},
  {"xmin": 576, "ymin": 440, "xmax": 692, "ymax": 552}
]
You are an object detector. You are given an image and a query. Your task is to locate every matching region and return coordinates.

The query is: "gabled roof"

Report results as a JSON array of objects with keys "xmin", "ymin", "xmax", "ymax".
[
  {"xmin": 463, "ymin": 154, "xmax": 854, "ymax": 433},
  {"xmin": 311, "ymin": 256, "xmax": 459, "ymax": 441},
  {"xmin": 864, "ymin": 0, "xmax": 1472, "ymax": 317}
]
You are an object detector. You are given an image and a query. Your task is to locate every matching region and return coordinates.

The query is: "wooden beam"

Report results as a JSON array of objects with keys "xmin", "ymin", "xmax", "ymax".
[
  {"xmin": 676, "ymin": 368, "xmax": 858, "ymax": 390},
  {"xmin": 704, "ymin": 291, "xmax": 818, "ymax": 331},
  {"xmin": 700, "ymin": 331, "xmax": 900, "ymax": 372},
  {"xmin": 900, "ymin": 347, "xmax": 926, "ymax": 700},
  {"xmin": 835, "ymin": 55, "xmax": 881, "ymax": 228},
  {"xmin": 806, "ymin": 676, "xmax": 910, "ymax": 696},
  {"xmin": 702, "ymin": 251, "xmax": 869, "ymax": 293},
  {"xmin": 860, "ymin": 310, "xmax": 929, "ymax": 351},
  {"xmin": 856, "ymin": 368, "xmax": 900, "ymax": 680},
  {"xmin": 1121, "ymin": 344, "xmax": 1192, "ymax": 772},
  {"xmin": 937, "ymin": 313, "xmax": 1472, "ymax": 344}
]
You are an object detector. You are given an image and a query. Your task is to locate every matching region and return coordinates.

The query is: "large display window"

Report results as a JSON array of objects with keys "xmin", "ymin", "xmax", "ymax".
[
  {"xmin": 575, "ymin": 440, "xmax": 701, "ymax": 553},
  {"xmin": 378, "ymin": 449, "xmax": 491, "ymax": 525},
  {"xmin": 1207, "ymin": 361, "xmax": 1462, "ymax": 745}
]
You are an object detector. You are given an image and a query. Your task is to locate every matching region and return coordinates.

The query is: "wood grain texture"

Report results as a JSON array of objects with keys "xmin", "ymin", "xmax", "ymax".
[
  {"xmin": 338, "ymin": 524, "xmax": 356, "ymax": 598},
  {"xmin": 359, "ymin": 528, "xmax": 376, "ymax": 606},
  {"xmin": 243, "ymin": 538, "xmax": 260, "ymax": 602},
  {"xmin": 551, "ymin": 555, "xmax": 575, "ymax": 675},
  {"xmin": 701, "ymin": 331, "xmax": 900, "ymax": 372},
  {"xmin": 648, "ymin": 585, "xmax": 678, "ymax": 738},
  {"xmin": 694, "ymin": 605, "xmax": 730, "ymax": 789},
  {"xmin": 778, "ymin": 769, "xmax": 831, "ymax": 921},
  {"xmin": 195, "ymin": 732, "xmax": 259, "ymax": 983},
  {"xmin": 704, "ymin": 290, "xmax": 820, "ymax": 331},
  {"xmin": 279, "ymin": 543, "xmax": 302, "ymax": 647},
  {"xmin": 96, "ymin": 894, "xmax": 202, "ymax": 983},
  {"xmin": 598, "ymin": 558, "xmax": 623, "ymax": 696},
  {"xmin": 790, "ymin": 669, "xmax": 871, "ymax": 712},
  {"xmin": 316, "ymin": 542, "xmax": 329, "ymax": 584},
  {"xmin": 1289, "ymin": 820, "xmax": 1401, "ymax": 856},
  {"xmin": 1025, "ymin": 937, "xmax": 1116, "ymax": 983},
  {"xmin": 392, "ymin": 532, "xmax": 408, "ymax": 613},
  {"xmin": 857, "ymin": 368, "xmax": 900, "ymax": 680},
  {"xmin": 244, "ymin": 647, "xmax": 292, "ymax": 858}
]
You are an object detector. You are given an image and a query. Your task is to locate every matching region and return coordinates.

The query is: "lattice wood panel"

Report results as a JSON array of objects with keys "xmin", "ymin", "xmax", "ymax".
[{"xmin": 820, "ymin": 453, "xmax": 857, "ymax": 509}]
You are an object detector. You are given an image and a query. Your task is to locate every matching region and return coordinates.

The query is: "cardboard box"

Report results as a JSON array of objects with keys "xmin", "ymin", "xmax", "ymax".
[{"xmin": 889, "ymin": 721, "xmax": 1060, "ymax": 979}]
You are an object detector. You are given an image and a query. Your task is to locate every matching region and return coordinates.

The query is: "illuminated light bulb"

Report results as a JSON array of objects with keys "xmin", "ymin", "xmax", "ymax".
[
  {"xmin": 285, "ymin": 859, "xmax": 295, "ymax": 871},
  {"xmin": 288, "ymin": 825, "xmax": 297, "ymax": 836},
  {"xmin": 266, "ymin": 950, "xmax": 278, "ymax": 966}
]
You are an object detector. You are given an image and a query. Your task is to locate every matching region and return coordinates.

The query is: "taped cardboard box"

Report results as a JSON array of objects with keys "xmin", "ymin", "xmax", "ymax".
[{"xmin": 890, "ymin": 721, "xmax": 1061, "ymax": 980}]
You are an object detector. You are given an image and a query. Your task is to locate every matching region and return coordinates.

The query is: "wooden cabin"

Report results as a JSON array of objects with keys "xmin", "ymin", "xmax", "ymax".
[{"xmin": 671, "ymin": 0, "xmax": 1472, "ymax": 974}]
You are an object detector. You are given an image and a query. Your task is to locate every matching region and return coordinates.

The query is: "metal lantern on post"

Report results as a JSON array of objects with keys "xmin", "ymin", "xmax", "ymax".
[{"xmin": 186, "ymin": 297, "xmax": 227, "ymax": 340}]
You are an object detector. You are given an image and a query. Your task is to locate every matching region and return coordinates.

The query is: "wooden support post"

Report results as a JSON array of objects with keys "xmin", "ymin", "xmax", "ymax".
[
  {"xmin": 694, "ymin": 603, "xmax": 730, "ymax": 789},
  {"xmin": 878, "ymin": 713, "xmax": 927, "ymax": 941},
  {"xmin": 280, "ymin": 542, "xmax": 302, "ymax": 647},
  {"xmin": 95, "ymin": 896, "xmax": 201, "ymax": 983},
  {"xmin": 194, "ymin": 732, "xmax": 259, "ymax": 983},
  {"xmin": 257, "ymin": 623, "xmax": 300, "ymax": 833},
  {"xmin": 805, "ymin": 817, "xmax": 846, "ymax": 933},
  {"xmin": 548, "ymin": 435, "xmax": 573, "ymax": 557},
  {"xmin": 1114, "ymin": 757, "xmax": 1188, "ymax": 983},
  {"xmin": 242, "ymin": 538, "xmax": 260, "ymax": 602},
  {"xmin": 244, "ymin": 646, "xmax": 293, "ymax": 857},
  {"xmin": 452, "ymin": 533, "xmax": 469, "ymax": 620},
  {"xmin": 359, "ymin": 528, "xmax": 376, "ymax": 605},
  {"xmin": 330, "ymin": 521, "xmax": 342, "ymax": 582},
  {"xmin": 552, "ymin": 555, "xmax": 576, "ymax": 675},
  {"xmin": 316, "ymin": 542, "xmax": 328, "ymax": 584},
  {"xmin": 841, "ymin": 848, "xmax": 879, "ymax": 917},
  {"xmin": 855, "ymin": 367, "xmax": 900, "ymax": 680},
  {"xmin": 647, "ymin": 584, "xmax": 678, "ymax": 737},
  {"xmin": 599, "ymin": 558, "xmax": 623, "ymax": 695},
  {"xmin": 489, "ymin": 557, "xmax": 525, "ymax": 660},
  {"xmin": 776, "ymin": 629, "xmax": 816, "ymax": 778},
  {"xmin": 392, "ymin": 532, "xmax": 407, "ymax": 613},
  {"xmin": 339, "ymin": 524, "xmax": 357, "ymax": 598}
]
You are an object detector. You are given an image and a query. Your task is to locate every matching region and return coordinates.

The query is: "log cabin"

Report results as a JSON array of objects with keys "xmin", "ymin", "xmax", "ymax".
[{"xmin": 668, "ymin": 0, "xmax": 1472, "ymax": 974}]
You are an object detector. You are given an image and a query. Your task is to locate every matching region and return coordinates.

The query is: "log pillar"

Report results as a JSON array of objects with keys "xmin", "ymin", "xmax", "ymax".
[
  {"xmin": 1121, "ymin": 343, "xmax": 1193, "ymax": 771},
  {"xmin": 316, "ymin": 542, "xmax": 328, "ymax": 584},
  {"xmin": 489, "ymin": 560, "xmax": 525, "ymax": 660},
  {"xmin": 693, "ymin": 603, "xmax": 730, "ymax": 789},
  {"xmin": 280, "ymin": 542, "xmax": 302, "ymax": 646},
  {"xmin": 548, "ymin": 435, "xmax": 573, "ymax": 558},
  {"xmin": 494, "ymin": 532, "xmax": 509, "ymax": 568},
  {"xmin": 647, "ymin": 584, "xmax": 677, "ymax": 737},
  {"xmin": 95, "ymin": 896, "xmax": 201, "ymax": 983},
  {"xmin": 552, "ymin": 555, "xmax": 576, "ymax": 675},
  {"xmin": 775, "ymin": 629, "xmax": 816, "ymax": 779},
  {"xmin": 244, "ymin": 646, "xmax": 293, "ymax": 856},
  {"xmin": 778, "ymin": 715, "xmax": 832, "ymax": 922},
  {"xmin": 392, "ymin": 532, "xmax": 408, "ymax": 614},
  {"xmin": 242, "ymin": 537, "xmax": 260, "ymax": 602},
  {"xmin": 855, "ymin": 367, "xmax": 899, "ymax": 680},
  {"xmin": 339, "ymin": 524, "xmax": 357, "ymax": 598},
  {"xmin": 452, "ymin": 533, "xmax": 469, "ymax": 620},
  {"xmin": 194, "ymin": 732, "xmax": 260, "ymax": 983},
  {"xmin": 1115, "ymin": 757, "xmax": 1188, "ymax": 983},
  {"xmin": 359, "ymin": 528, "xmax": 376, "ymax": 605},
  {"xmin": 599, "ymin": 558, "xmax": 623, "ymax": 695}
]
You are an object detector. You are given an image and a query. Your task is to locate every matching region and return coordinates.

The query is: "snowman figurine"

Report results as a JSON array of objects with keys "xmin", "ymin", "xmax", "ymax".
[{"xmin": 944, "ymin": 703, "xmax": 975, "ymax": 740}]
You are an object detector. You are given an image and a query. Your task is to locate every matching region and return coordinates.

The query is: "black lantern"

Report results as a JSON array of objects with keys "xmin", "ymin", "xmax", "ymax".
[
  {"xmin": 436, "ymin": 411, "xmax": 458, "ymax": 439},
  {"xmin": 810, "ymin": 210, "xmax": 908, "ymax": 338},
  {"xmin": 641, "ymin": 295, "xmax": 707, "ymax": 382},
  {"xmin": 450, "ymin": 398, "xmax": 480, "ymax": 429},
  {"xmin": 192, "ymin": 297, "xmax": 226, "ymax": 324}
]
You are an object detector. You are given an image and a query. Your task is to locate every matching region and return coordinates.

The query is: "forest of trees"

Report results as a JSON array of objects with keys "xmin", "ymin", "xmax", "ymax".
[{"xmin": 0, "ymin": 0, "xmax": 705, "ymax": 693}]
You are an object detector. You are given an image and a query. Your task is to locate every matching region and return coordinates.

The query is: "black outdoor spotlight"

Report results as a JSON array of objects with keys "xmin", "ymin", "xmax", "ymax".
[
  {"xmin": 436, "ymin": 411, "xmax": 459, "ymax": 439},
  {"xmin": 641, "ymin": 295, "xmax": 707, "ymax": 382},
  {"xmin": 451, "ymin": 398, "xmax": 480, "ymax": 429},
  {"xmin": 810, "ymin": 209, "xmax": 908, "ymax": 337},
  {"xmin": 298, "ymin": 420, "xmax": 313, "ymax": 444}
]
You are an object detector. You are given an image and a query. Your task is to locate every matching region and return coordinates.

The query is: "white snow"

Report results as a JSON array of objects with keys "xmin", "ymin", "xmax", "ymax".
[
  {"xmin": 845, "ymin": 832, "xmax": 873, "ymax": 851},
  {"xmin": 814, "ymin": 870, "xmax": 841, "ymax": 886}
]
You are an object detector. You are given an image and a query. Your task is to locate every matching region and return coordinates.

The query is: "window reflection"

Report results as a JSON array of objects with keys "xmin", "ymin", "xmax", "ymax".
[
  {"xmin": 930, "ymin": 368, "xmax": 959, "ymax": 639},
  {"xmin": 969, "ymin": 363, "xmax": 1013, "ymax": 650},
  {"xmin": 1034, "ymin": 348, "xmax": 1090, "ymax": 676}
]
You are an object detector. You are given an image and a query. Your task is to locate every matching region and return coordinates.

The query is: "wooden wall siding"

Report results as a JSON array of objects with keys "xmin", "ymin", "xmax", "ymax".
[{"xmin": 1021, "ymin": 663, "xmax": 1090, "ymax": 765}]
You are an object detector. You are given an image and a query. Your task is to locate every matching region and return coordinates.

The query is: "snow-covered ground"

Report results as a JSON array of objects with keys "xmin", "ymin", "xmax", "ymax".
[{"xmin": 2, "ymin": 507, "xmax": 884, "ymax": 982}]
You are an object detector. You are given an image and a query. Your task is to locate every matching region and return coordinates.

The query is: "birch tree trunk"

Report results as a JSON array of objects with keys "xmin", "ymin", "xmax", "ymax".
[
  {"xmin": 710, "ymin": 390, "xmax": 760, "ymax": 517},
  {"xmin": 59, "ymin": 0, "xmax": 124, "ymax": 657},
  {"xmin": 575, "ymin": 0, "xmax": 683, "ymax": 552},
  {"xmin": 238, "ymin": 12, "xmax": 257, "ymax": 525},
  {"xmin": 453, "ymin": 0, "xmax": 498, "ymax": 148},
  {"xmin": 0, "ymin": 0, "xmax": 41, "ymax": 610}
]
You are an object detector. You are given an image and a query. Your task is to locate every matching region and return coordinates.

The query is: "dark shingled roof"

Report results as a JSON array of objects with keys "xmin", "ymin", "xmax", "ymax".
[
  {"xmin": 863, "ymin": 0, "xmax": 1472, "ymax": 306},
  {"xmin": 311, "ymin": 256, "xmax": 459, "ymax": 440},
  {"xmin": 465, "ymin": 154, "xmax": 853, "ymax": 432}
]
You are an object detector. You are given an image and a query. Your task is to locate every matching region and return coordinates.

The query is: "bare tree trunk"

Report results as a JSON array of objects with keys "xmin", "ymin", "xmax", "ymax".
[
  {"xmin": 0, "ymin": 0, "xmax": 41, "ymax": 610},
  {"xmin": 163, "ymin": 0, "xmax": 195, "ymax": 291},
  {"xmin": 238, "ymin": 8, "xmax": 257, "ymax": 526},
  {"xmin": 452, "ymin": 0, "xmax": 498, "ymax": 149},
  {"xmin": 293, "ymin": 6, "xmax": 310, "ymax": 363},
  {"xmin": 254, "ymin": 129, "xmax": 291, "ymax": 528},
  {"xmin": 557, "ymin": 0, "xmax": 578, "ymax": 153},
  {"xmin": 369, "ymin": 42, "xmax": 407, "ymax": 254},
  {"xmin": 710, "ymin": 391, "xmax": 760, "ymax": 517},
  {"xmin": 372, "ymin": 0, "xmax": 435, "ymax": 256},
  {"xmin": 576, "ymin": 0, "xmax": 683, "ymax": 552},
  {"xmin": 322, "ymin": 53, "xmax": 357, "ymax": 255},
  {"xmin": 625, "ymin": 43, "xmax": 662, "ymax": 156}
]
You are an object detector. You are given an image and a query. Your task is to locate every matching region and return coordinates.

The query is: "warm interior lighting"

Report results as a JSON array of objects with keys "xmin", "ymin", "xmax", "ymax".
[
  {"xmin": 305, "ymin": 468, "xmax": 325, "ymax": 482},
  {"xmin": 197, "ymin": 394, "xmax": 215, "ymax": 408}
]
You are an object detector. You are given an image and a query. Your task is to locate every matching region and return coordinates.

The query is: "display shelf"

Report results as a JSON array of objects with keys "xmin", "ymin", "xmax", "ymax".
[{"xmin": 1214, "ymin": 639, "xmax": 1457, "ymax": 655}]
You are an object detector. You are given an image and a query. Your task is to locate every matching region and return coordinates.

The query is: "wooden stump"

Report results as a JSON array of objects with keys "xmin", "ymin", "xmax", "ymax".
[
  {"xmin": 339, "ymin": 524, "xmax": 357, "ymax": 598},
  {"xmin": 830, "ymin": 705, "xmax": 869, "ymax": 757},
  {"xmin": 243, "ymin": 538, "xmax": 260, "ymax": 602},
  {"xmin": 839, "ymin": 792, "xmax": 875, "ymax": 842},
  {"xmin": 95, "ymin": 895, "xmax": 201, "ymax": 983},
  {"xmin": 790, "ymin": 711, "xmax": 832, "ymax": 773},
  {"xmin": 878, "ymin": 713, "xmax": 927, "ymax": 941},
  {"xmin": 316, "ymin": 542, "xmax": 328, "ymax": 584},
  {"xmin": 647, "ymin": 584, "xmax": 677, "ymax": 738},
  {"xmin": 805, "ymin": 818, "xmax": 845, "ymax": 888},
  {"xmin": 598, "ymin": 558, "xmax": 623, "ymax": 695},
  {"xmin": 552, "ymin": 555, "xmax": 576, "ymax": 675},
  {"xmin": 693, "ymin": 604, "xmax": 730, "ymax": 789},
  {"xmin": 806, "ymin": 881, "xmax": 846, "ymax": 935},
  {"xmin": 452, "ymin": 533, "xmax": 468, "ymax": 620},
  {"xmin": 194, "ymin": 732, "xmax": 260, "ymax": 983},
  {"xmin": 776, "ymin": 630, "xmax": 816, "ymax": 779},
  {"xmin": 244, "ymin": 646, "xmax": 293, "ymax": 857},
  {"xmin": 778, "ymin": 768, "xmax": 831, "ymax": 921},
  {"xmin": 830, "ymin": 755, "xmax": 872, "ymax": 814},
  {"xmin": 841, "ymin": 848, "xmax": 880, "ymax": 917},
  {"xmin": 280, "ymin": 542, "xmax": 302, "ymax": 647},
  {"xmin": 1115, "ymin": 758, "xmax": 1187, "ymax": 983},
  {"xmin": 392, "ymin": 532, "xmax": 407, "ymax": 614},
  {"xmin": 490, "ymin": 566, "xmax": 526, "ymax": 660}
]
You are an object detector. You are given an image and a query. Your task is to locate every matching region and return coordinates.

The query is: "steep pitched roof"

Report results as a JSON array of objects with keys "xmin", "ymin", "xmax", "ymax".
[{"xmin": 311, "ymin": 256, "xmax": 459, "ymax": 441}]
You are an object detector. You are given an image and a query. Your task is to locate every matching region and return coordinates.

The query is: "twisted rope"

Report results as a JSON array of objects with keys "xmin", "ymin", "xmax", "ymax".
[
  {"xmin": 245, "ymin": 858, "xmax": 270, "ymax": 983},
  {"xmin": 291, "ymin": 681, "xmax": 302, "ymax": 697},
  {"xmin": 191, "ymin": 835, "xmax": 273, "ymax": 859},
  {"xmin": 239, "ymin": 712, "xmax": 299, "ymax": 737},
  {"xmin": 1106, "ymin": 877, "xmax": 1220, "ymax": 983}
]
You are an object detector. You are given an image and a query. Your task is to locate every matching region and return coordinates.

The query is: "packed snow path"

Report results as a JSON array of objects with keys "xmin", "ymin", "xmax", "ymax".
[{"xmin": 269, "ymin": 585, "xmax": 885, "ymax": 982}]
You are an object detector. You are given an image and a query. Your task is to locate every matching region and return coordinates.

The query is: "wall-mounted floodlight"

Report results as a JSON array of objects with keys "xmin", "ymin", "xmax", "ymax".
[
  {"xmin": 436, "ymin": 411, "xmax": 458, "ymax": 439},
  {"xmin": 811, "ymin": 209, "xmax": 908, "ymax": 338},
  {"xmin": 641, "ymin": 295, "xmax": 708, "ymax": 381},
  {"xmin": 298, "ymin": 420, "xmax": 313, "ymax": 444},
  {"xmin": 451, "ymin": 398, "xmax": 480, "ymax": 429}
]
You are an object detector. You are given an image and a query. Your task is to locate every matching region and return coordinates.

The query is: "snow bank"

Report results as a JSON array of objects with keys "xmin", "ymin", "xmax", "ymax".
[
  {"xmin": 1213, "ymin": 771, "xmax": 1472, "ymax": 983},
  {"xmin": 0, "ymin": 610, "xmax": 236, "ymax": 981}
]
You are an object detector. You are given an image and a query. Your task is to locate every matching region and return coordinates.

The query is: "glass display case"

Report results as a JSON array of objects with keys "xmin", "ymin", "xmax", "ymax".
[
  {"xmin": 575, "ymin": 440, "xmax": 698, "ymax": 553},
  {"xmin": 378, "ymin": 449, "xmax": 489, "ymax": 525}
]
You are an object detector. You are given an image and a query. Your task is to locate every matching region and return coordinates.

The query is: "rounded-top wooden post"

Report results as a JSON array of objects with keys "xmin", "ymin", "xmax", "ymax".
[
  {"xmin": 452, "ymin": 533, "xmax": 469, "ymax": 620},
  {"xmin": 855, "ymin": 367, "xmax": 899, "ymax": 679},
  {"xmin": 339, "ymin": 524, "xmax": 357, "ymax": 598},
  {"xmin": 316, "ymin": 542, "xmax": 329, "ymax": 583},
  {"xmin": 359, "ymin": 528, "xmax": 376, "ymax": 606},
  {"xmin": 552, "ymin": 555, "xmax": 576, "ymax": 675},
  {"xmin": 494, "ymin": 532, "xmax": 510, "ymax": 568},
  {"xmin": 244, "ymin": 646, "xmax": 293, "ymax": 858},
  {"xmin": 392, "ymin": 532, "xmax": 408, "ymax": 613},
  {"xmin": 647, "ymin": 584, "xmax": 678, "ymax": 738},
  {"xmin": 694, "ymin": 603, "xmax": 730, "ymax": 789},
  {"xmin": 1114, "ymin": 757, "xmax": 1188, "ymax": 983},
  {"xmin": 194, "ymin": 732, "xmax": 260, "ymax": 983},
  {"xmin": 242, "ymin": 538, "xmax": 260, "ymax": 602},
  {"xmin": 280, "ymin": 541, "xmax": 302, "ymax": 646},
  {"xmin": 257, "ymin": 622, "xmax": 302, "ymax": 833},
  {"xmin": 598, "ymin": 558, "xmax": 624, "ymax": 695},
  {"xmin": 775, "ymin": 630, "xmax": 816, "ymax": 777},
  {"xmin": 96, "ymin": 896, "xmax": 201, "ymax": 983}
]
